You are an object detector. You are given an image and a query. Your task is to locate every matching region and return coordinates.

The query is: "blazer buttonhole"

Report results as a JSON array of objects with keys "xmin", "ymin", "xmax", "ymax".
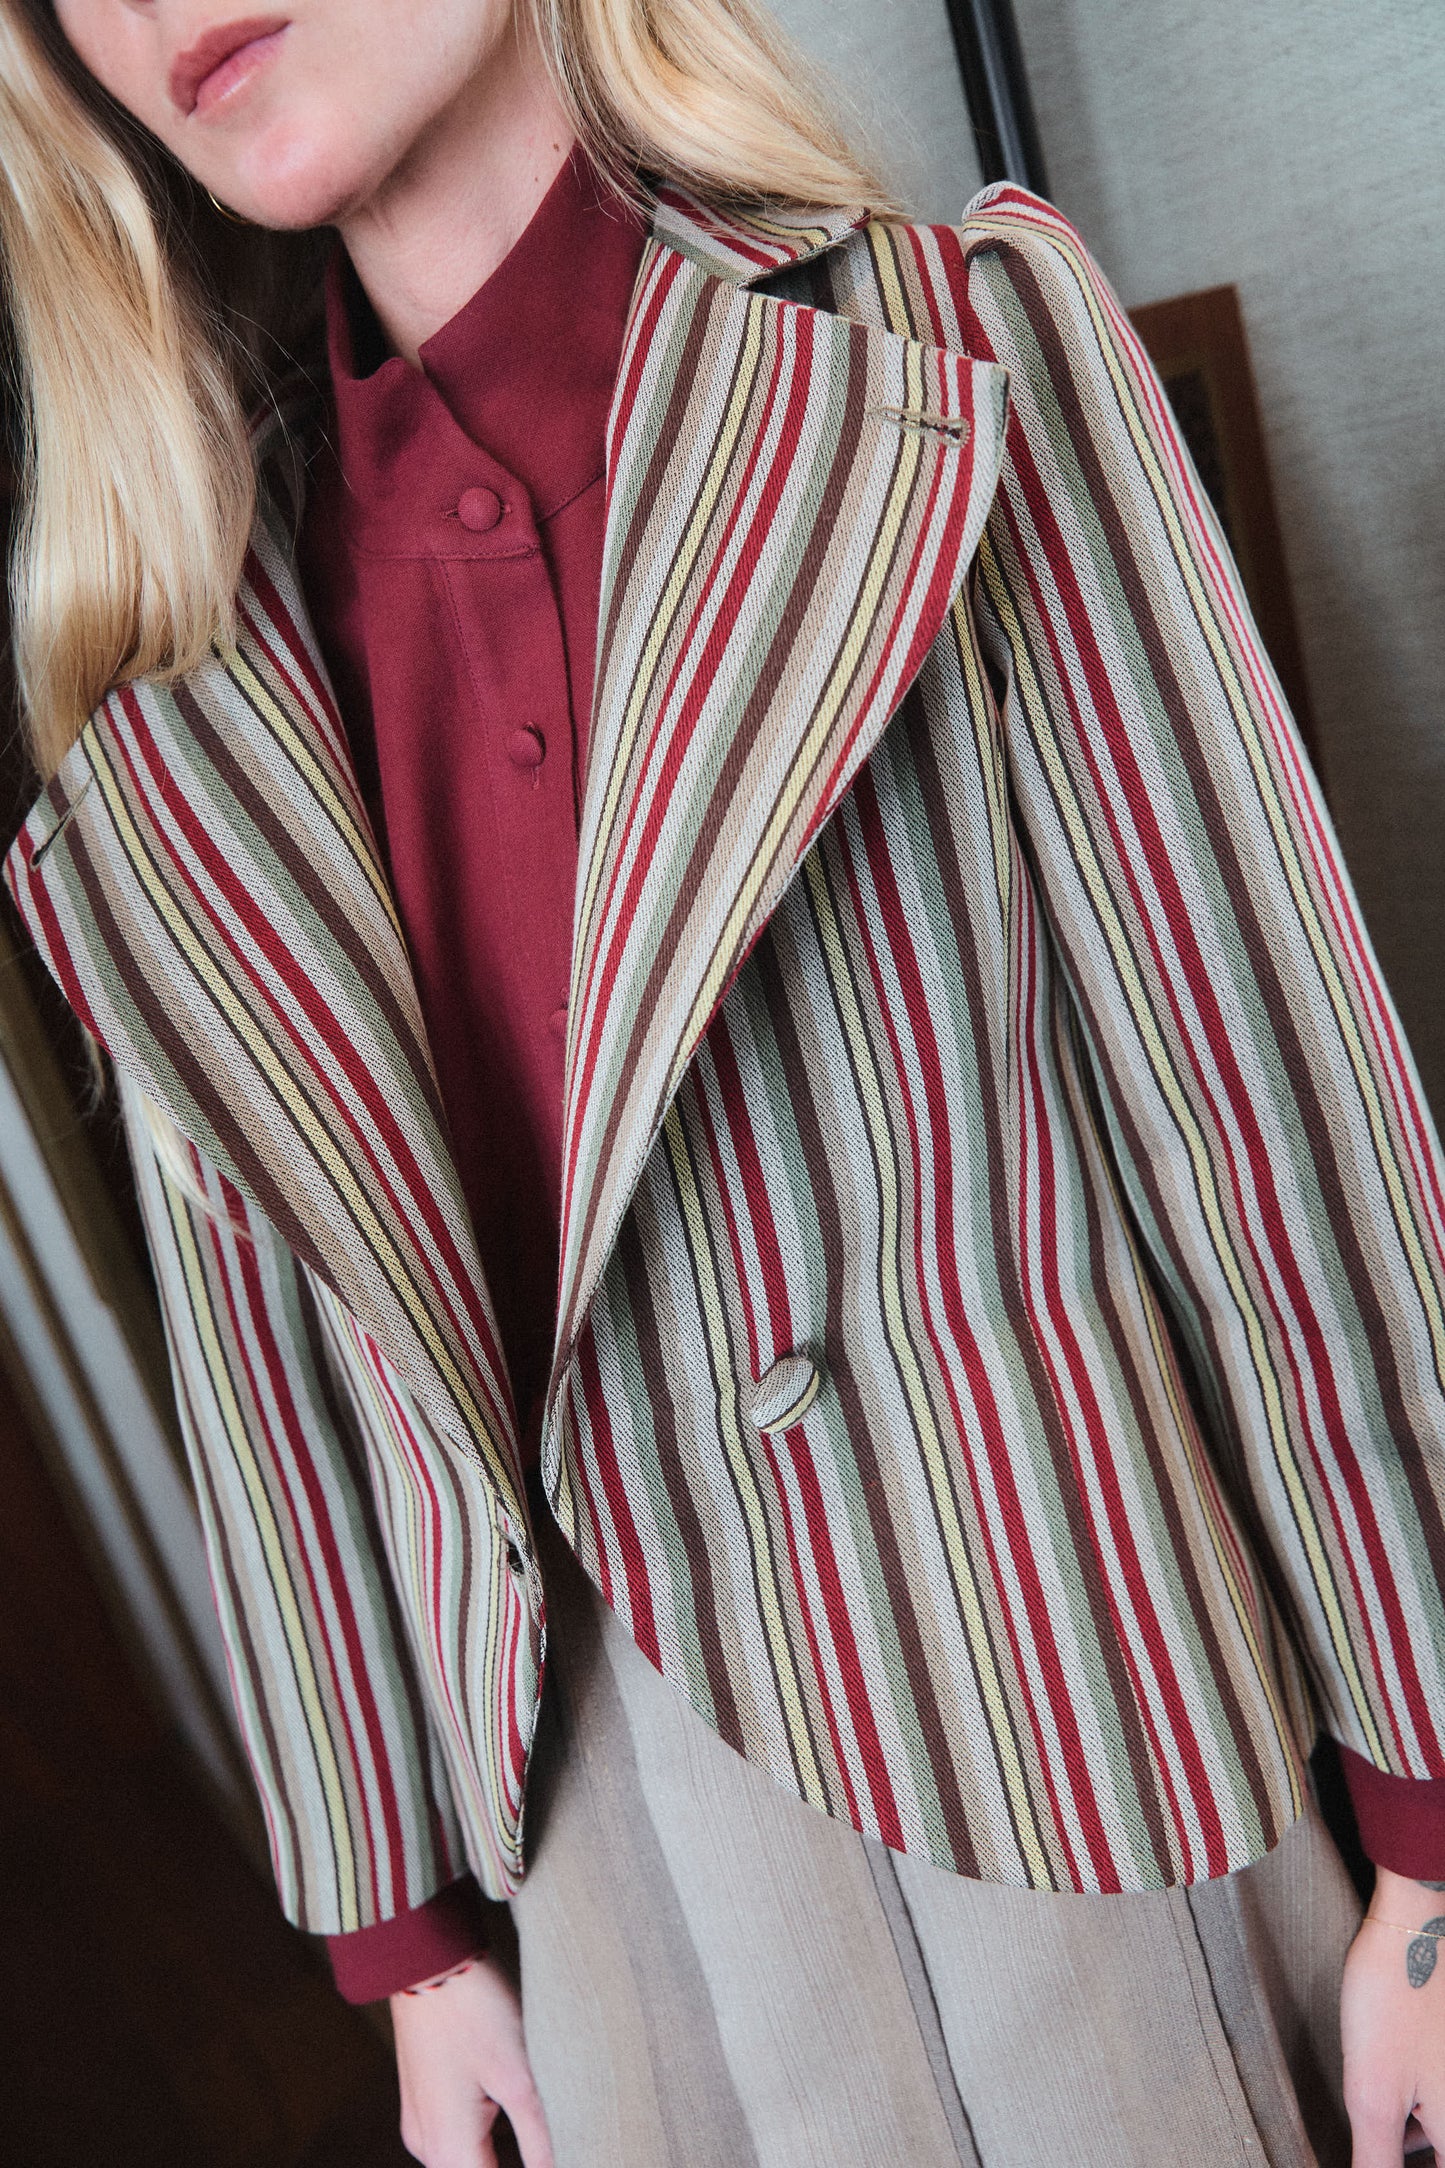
[{"xmin": 29, "ymin": 777, "xmax": 93, "ymax": 869}]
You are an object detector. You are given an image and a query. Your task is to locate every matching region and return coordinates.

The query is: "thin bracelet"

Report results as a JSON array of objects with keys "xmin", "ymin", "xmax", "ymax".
[
  {"xmin": 1365, "ymin": 1916, "xmax": 1445, "ymax": 1938},
  {"xmin": 399, "ymin": 1958, "xmax": 478, "ymax": 1996}
]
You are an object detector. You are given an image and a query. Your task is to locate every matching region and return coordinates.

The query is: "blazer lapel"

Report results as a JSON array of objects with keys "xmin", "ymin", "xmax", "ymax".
[
  {"xmin": 4, "ymin": 476, "xmax": 526, "ymax": 1516},
  {"xmin": 551, "ymin": 198, "xmax": 1010, "ymax": 1395},
  {"xmin": 4, "ymin": 190, "xmax": 1009, "ymax": 1511}
]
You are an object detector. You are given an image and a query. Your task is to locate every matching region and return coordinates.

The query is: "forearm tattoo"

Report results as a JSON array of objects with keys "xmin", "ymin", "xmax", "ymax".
[{"xmin": 1406, "ymin": 1884, "xmax": 1445, "ymax": 1989}]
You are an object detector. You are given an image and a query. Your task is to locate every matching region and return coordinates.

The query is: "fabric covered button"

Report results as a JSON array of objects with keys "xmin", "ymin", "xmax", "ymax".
[
  {"xmin": 548, "ymin": 1002, "xmax": 569, "ymax": 1041},
  {"xmin": 508, "ymin": 726, "xmax": 546, "ymax": 770},
  {"xmin": 749, "ymin": 1351, "xmax": 822, "ymax": 1434},
  {"xmin": 457, "ymin": 485, "xmax": 503, "ymax": 533}
]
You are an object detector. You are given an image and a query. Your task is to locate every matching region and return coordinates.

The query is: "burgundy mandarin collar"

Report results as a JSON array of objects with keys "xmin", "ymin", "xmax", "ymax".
[{"xmin": 321, "ymin": 145, "xmax": 649, "ymax": 544}]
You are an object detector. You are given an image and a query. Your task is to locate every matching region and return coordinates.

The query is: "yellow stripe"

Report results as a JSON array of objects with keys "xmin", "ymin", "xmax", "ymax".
[
  {"xmin": 662, "ymin": 1104, "xmax": 830, "ymax": 1806},
  {"xmin": 320, "ymin": 1291, "xmax": 521, "ymax": 1868},
  {"xmin": 981, "ymin": 538, "xmax": 1382, "ymax": 1757},
  {"xmin": 573, "ymin": 283, "xmax": 770, "ymax": 1011},
  {"xmin": 1049, "ymin": 233, "xmax": 1445, "ymax": 1382},
  {"xmin": 165, "ymin": 1174, "xmax": 361, "ymax": 1924},
  {"xmin": 759, "ymin": 1372, "xmax": 822, "ymax": 1433},
  {"xmin": 804, "ymin": 851, "xmax": 1056, "ymax": 1883},
  {"xmin": 227, "ymin": 643, "xmax": 405, "ymax": 946},
  {"xmin": 667, "ymin": 339, "xmax": 935, "ymax": 1097},
  {"xmin": 87, "ymin": 732, "xmax": 524, "ymax": 1520},
  {"xmin": 994, "ymin": 226, "xmax": 1410, "ymax": 1744},
  {"xmin": 866, "ymin": 224, "xmax": 915, "ymax": 342},
  {"xmin": 1123, "ymin": 1209, "xmax": 1306, "ymax": 1829}
]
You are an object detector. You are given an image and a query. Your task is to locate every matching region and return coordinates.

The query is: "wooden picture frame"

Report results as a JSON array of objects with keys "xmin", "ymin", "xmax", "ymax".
[{"xmin": 1128, "ymin": 284, "xmax": 1318, "ymax": 765}]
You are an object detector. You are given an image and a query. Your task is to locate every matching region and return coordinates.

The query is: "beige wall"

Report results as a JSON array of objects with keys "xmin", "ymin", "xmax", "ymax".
[
  {"xmin": 778, "ymin": 0, "xmax": 1445, "ymax": 1115},
  {"xmin": 768, "ymin": 0, "xmax": 985, "ymax": 219},
  {"xmin": 1010, "ymin": 0, "xmax": 1445, "ymax": 1113}
]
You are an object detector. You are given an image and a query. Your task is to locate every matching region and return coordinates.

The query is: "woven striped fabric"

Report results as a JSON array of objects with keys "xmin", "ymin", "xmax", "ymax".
[
  {"xmin": 120, "ymin": 1093, "xmax": 522, "ymax": 1917},
  {"xmin": 7, "ymin": 491, "xmax": 543, "ymax": 1922},
  {"xmin": 9, "ymin": 184, "xmax": 1445, "ymax": 1921}
]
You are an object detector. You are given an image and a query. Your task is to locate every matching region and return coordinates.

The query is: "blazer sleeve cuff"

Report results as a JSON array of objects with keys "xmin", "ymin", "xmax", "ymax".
[
  {"xmin": 325, "ymin": 1875, "xmax": 489, "ymax": 2004},
  {"xmin": 1338, "ymin": 1744, "xmax": 1445, "ymax": 1881}
]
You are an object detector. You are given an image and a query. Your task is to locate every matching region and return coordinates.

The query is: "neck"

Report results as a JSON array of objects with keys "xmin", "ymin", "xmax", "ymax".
[{"xmin": 336, "ymin": 16, "xmax": 574, "ymax": 366}]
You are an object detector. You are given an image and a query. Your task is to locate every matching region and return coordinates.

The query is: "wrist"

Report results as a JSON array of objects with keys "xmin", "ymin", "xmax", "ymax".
[
  {"xmin": 325, "ymin": 1876, "xmax": 489, "ymax": 2004},
  {"xmin": 1372, "ymin": 1864, "xmax": 1445, "ymax": 1911},
  {"xmin": 394, "ymin": 1956, "xmax": 481, "ymax": 1999}
]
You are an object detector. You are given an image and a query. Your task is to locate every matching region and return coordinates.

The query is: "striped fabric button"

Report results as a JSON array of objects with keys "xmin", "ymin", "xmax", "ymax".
[{"xmin": 748, "ymin": 1352, "xmax": 822, "ymax": 1434}]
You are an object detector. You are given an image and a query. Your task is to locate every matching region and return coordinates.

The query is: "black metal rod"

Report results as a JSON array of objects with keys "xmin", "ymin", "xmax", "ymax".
[{"xmin": 942, "ymin": 0, "xmax": 1050, "ymax": 197}]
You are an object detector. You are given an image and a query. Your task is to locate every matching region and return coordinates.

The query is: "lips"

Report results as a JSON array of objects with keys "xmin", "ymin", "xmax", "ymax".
[{"xmin": 168, "ymin": 15, "xmax": 289, "ymax": 117}]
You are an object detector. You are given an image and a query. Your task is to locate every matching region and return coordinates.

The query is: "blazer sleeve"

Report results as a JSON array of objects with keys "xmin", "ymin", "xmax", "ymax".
[
  {"xmin": 118, "ymin": 1074, "xmax": 477, "ymax": 1939},
  {"xmin": 961, "ymin": 193, "xmax": 1445, "ymax": 1808}
]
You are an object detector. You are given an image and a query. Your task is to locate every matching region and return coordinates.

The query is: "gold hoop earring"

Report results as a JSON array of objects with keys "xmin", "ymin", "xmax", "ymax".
[{"xmin": 206, "ymin": 189, "xmax": 251, "ymax": 226}]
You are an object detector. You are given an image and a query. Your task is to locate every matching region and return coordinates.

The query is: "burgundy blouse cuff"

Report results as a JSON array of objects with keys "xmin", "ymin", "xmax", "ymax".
[
  {"xmin": 1338, "ymin": 1744, "xmax": 1445, "ymax": 1882},
  {"xmin": 325, "ymin": 1876, "xmax": 489, "ymax": 2004}
]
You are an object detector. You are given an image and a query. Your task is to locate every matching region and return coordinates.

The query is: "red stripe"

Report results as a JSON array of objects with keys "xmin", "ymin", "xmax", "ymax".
[
  {"xmin": 698, "ymin": 1020, "xmax": 786, "ymax": 1372},
  {"xmin": 361, "ymin": 1327, "xmax": 488, "ymax": 1823},
  {"xmin": 11, "ymin": 818, "xmax": 104, "ymax": 1042},
  {"xmin": 564, "ymin": 1371, "xmax": 616, "ymax": 1609},
  {"xmin": 1017, "ymin": 904, "xmax": 1221, "ymax": 1872},
  {"xmin": 215, "ymin": 1184, "xmax": 397, "ymax": 1912},
  {"xmin": 564, "ymin": 302, "xmax": 808, "ymax": 1216},
  {"xmin": 243, "ymin": 551, "xmax": 357, "ymax": 782},
  {"xmin": 998, "ymin": 409, "xmax": 1433, "ymax": 1756},
  {"xmin": 608, "ymin": 247, "xmax": 685, "ymax": 459},
  {"xmin": 843, "ymin": 773, "xmax": 1094, "ymax": 1885},
  {"xmin": 809, "ymin": 349, "xmax": 981, "ymax": 843},
  {"xmin": 576, "ymin": 1325, "xmax": 661, "ymax": 1665},
  {"xmin": 690, "ymin": 1043, "xmax": 891, "ymax": 1837},
  {"xmin": 110, "ymin": 690, "xmax": 513, "ymax": 1419}
]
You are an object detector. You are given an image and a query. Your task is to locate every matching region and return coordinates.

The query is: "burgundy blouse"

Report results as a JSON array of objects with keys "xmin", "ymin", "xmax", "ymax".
[
  {"xmin": 296, "ymin": 152, "xmax": 1438, "ymax": 2002},
  {"xmin": 299, "ymin": 151, "xmax": 643, "ymax": 2002},
  {"xmin": 299, "ymin": 147, "xmax": 647, "ymax": 1465}
]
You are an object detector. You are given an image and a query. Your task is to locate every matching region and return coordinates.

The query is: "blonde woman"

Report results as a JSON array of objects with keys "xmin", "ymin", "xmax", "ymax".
[{"xmin": 3, "ymin": 0, "xmax": 1445, "ymax": 2162}]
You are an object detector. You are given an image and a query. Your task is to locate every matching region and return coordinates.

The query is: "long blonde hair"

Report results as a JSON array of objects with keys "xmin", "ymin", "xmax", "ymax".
[{"xmin": 0, "ymin": 0, "xmax": 889, "ymax": 779}]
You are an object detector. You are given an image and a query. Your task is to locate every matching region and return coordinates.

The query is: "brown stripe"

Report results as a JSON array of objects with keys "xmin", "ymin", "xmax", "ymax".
[
  {"xmin": 1059, "ymin": 989, "xmax": 1286, "ymax": 1851},
  {"xmin": 173, "ymin": 1251, "xmax": 309, "ymax": 1905},
  {"xmin": 67, "ymin": 830, "xmax": 327, "ymax": 1267},
  {"xmin": 592, "ymin": 318, "xmax": 875, "ymax": 1117},
  {"xmin": 1160, "ymin": 697, "xmax": 1445, "ymax": 1597},
  {"xmin": 587, "ymin": 256, "xmax": 719, "ymax": 790},
  {"xmin": 300, "ymin": 1277, "xmax": 461, "ymax": 1861},
  {"xmin": 661, "ymin": 1087, "xmax": 845, "ymax": 1802},
  {"xmin": 562, "ymin": 307, "xmax": 909, "ymax": 1358},
  {"xmin": 617, "ymin": 1211, "xmax": 747, "ymax": 1756},
  {"xmin": 977, "ymin": 271, "xmax": 1375, "ymax": 1666},
  {"xmin": 904, "ymin": 686, "xmax": 1178, "ymax": 1878},
  {"xmin": 756, "ymin": 918, "xmax": 985, "ymax": 1876},
  {"xmin": 175, "ymin": 678, "xmax": 452, "ymax": 1141}
]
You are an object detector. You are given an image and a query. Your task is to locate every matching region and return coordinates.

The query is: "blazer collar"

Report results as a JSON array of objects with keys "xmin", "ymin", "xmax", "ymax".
[
  {"xmin": 647, "ymin": 184, "xmax": 871, "ymax": 285},
  {"xmin": 549, "ymin": 217, "xmax": 1010, "ymax": 1425},
  {"xmin": 4, "ymin": 190, "xmax": 1009, "ymax": 1485}
]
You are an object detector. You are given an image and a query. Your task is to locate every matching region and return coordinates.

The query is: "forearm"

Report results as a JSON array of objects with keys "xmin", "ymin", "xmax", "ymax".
[{"xmin": 1343, "ymin": 1867, "xmax": 1445, "ymax": 2164}]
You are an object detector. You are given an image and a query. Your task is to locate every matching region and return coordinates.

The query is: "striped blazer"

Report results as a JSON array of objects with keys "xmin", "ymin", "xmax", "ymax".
[{"xmin": 9, "ymin": 183, "xmax": 1445, "ymax": 1928}]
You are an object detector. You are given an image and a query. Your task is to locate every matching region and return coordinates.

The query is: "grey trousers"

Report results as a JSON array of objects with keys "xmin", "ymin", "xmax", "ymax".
[{"xmin": 511, "ymin": 1514, "xmax": 1360, "ymax": 2168}]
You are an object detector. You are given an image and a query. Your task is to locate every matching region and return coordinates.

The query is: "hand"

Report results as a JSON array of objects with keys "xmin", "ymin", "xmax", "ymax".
[
  {"xmin": 391, "ymin": 1952, "xmax": 554, "ymax": 2167},
  {"xmin": 1342, "ymin": 1868, "xmax": 1445, "ymax": 2164}
]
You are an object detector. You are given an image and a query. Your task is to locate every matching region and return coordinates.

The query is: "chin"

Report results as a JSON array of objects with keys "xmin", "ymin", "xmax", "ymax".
[{"xmin": 227, "ymin": 124, "xmax": 382, "ymax": 231}]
